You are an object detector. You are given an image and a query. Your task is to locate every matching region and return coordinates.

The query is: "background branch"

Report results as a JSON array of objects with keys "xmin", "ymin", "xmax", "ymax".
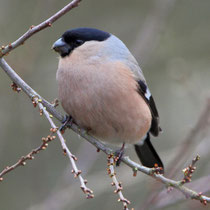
[
  {"xmin": 131, "ymin": 0, "xmax": 176, "ymax": 65},
  {"xmin": 0, "ymin": 0, "xmax": 81, "ymax": 57}
]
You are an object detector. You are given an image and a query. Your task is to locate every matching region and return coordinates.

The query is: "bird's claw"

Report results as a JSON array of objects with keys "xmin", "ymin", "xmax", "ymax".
[{"xmin": 59, "ymin": 115, "xmax": 74, "ymax": 132}]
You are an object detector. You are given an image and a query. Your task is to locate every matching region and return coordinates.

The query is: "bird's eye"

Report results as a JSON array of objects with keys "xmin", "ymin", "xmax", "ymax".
[{"xmin": 75, "ymin": 39, "xmax": 84, "ymax": 45}]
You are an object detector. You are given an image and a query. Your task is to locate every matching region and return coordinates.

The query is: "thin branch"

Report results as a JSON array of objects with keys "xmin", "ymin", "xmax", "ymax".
[
  {"xmin": 131, "ymin": 0, "xmax": 176, "ymax": 65},
  {"xmin": 181, "ymin": 155, "xmax": 200, "ymax": 185},
  {"xmin": 167, "ymin": 99, "xmax": 210, "ymax": 178},
  {"xmin": 124, "ymin": 156, "xmax": 210, "ymax": 205},
  {"xmin": 0, "ymin": 0, "xmax": 81, "ymax": 57},
  {"xmin": 107, "ymin": 154, "xmax": 131, "ymax": 210},
  {"xmin": 35, "ymin": 98, "xmax": 94, "ymax": 199},
  {"xmin": 0, "ymin": 133, "xmax": 55, "ymax": 181},
  {"xmin": 154, "ymin": 175, "xmax": 210, "ymax": 209}
]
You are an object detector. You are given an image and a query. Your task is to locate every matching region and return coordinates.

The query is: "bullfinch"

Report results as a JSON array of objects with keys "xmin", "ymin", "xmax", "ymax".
[{"xmin": 52, "ymin": 27, "xmax": 164, "ymax": 172}]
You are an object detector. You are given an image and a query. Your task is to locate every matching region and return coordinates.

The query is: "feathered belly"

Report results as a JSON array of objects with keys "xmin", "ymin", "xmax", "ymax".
[
  {"xmin": 59, "ymin": 82, "xmax": 151, "ymax": 144},
  {"xmin": 57, "ymin": 59, "xmax": 152, "ymax": 144}
]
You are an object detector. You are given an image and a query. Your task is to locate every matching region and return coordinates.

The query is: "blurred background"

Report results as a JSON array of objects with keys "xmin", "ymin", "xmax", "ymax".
[{"xmin": 0, "ymin": 0, "xmax": 210, "ymax": 209}]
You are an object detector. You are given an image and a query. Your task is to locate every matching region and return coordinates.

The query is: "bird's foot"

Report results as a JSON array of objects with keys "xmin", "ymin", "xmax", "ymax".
[
  {"xmin": 59, "ymin": 115, "xmax": 74, "ymax": 132},
  {"xmin": 114, "ymin": 143, "xmax": 125, "ymax": 166}
]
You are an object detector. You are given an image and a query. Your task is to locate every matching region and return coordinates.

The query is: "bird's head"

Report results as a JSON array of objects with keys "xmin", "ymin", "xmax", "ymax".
[{"xmin": 52, "ymin": 27, "xmax": 110, "ymax": 57}]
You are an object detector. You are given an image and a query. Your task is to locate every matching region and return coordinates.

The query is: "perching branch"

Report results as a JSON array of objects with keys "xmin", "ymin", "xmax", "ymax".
[
  {"xmin": 1, "ymin": 57, "xmax": 210, "ymax": 206},
  {"xmin": 0, "ymin": 0, "xmax": 210, "ymax": 208},
  {"xmin": 154, "ymin": 175, "xmax": 210, "ymax": 209}
]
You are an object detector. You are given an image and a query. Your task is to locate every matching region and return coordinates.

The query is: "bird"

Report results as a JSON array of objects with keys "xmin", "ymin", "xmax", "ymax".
[{"xmin": 52, "ymin": 27, "xmax": 164, "ymax": 172}]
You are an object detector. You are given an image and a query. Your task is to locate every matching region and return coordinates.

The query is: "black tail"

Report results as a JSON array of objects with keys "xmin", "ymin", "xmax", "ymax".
[{"xmin": 134, "ymin": 133, "xmax": 164, "ymax": 173}]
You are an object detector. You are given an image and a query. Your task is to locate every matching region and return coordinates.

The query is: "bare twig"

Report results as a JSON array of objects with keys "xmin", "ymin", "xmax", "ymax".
[
  {"xmin": 154, "ymin": 175, "xmax": 210, "ymax": 209},
  {"xmin": 181, "ymin": 155, "xmax": 200, "ymax": 185},
  {"xmin": 34, "ymin": 97, "xmax": 94, "ymax": 199},
  {"xmin": 107, "ymin": 154, "xmax": 131, "ymax": 210},
  {"xmin": 0, "ymin": 133, "xmax": 55, "ymax": 181},
  {"xmin": 0, "ymin": 0, "xmax": 81, "ymax": 57},
  {"xmin": 28, "ymin": 144, "xmax": 102, "ymax": 210},
  {"xmin": 123, "ymin": 156, "xmax": 210, "ymax": 205}
]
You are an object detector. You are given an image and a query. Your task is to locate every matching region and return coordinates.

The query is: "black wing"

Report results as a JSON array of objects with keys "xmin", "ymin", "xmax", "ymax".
[{"xmin": 137, "ymin": 80, "xmax": 161, "ymax": 136}]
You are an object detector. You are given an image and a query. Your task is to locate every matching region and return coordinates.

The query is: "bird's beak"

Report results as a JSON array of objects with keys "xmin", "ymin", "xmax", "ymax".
[
  {"xmin": 52, "ymin": 38, "xmax": 66, "ymax": 51},
  {"xmin": 52, "ymin": 38, "xmax": 71, "ymax": 57}
]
